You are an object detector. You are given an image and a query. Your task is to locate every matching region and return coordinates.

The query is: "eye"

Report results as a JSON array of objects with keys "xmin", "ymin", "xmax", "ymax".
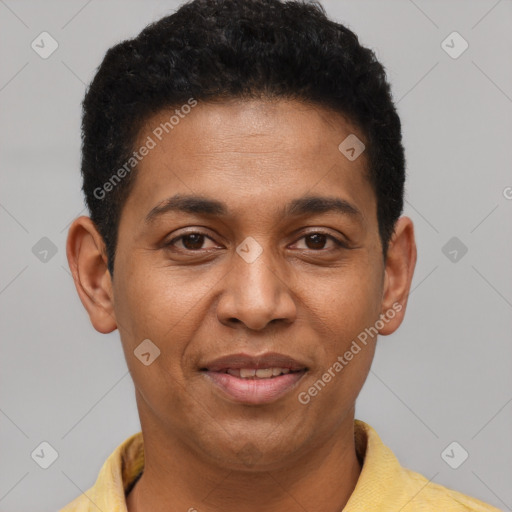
[
  {"xmin": 292, "ymin": 232, "xmax": 347, "ymax": 251},
  {"xmin": 166, "ymin": 232, "xmax": 219, "ymax": 251},
  {"xmin": 164, "ymin": 230, "xmax": 348, "ymax": 254}
]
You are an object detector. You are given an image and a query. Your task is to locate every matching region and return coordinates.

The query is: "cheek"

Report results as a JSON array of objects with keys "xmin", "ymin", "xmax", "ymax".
[
  {"xmin": 113, "ymin": 267, "xmax": 195, "ymax": 420},
  {"xmin": 309, "ymin": 258, "xmax": 383, "ymax": 339},
  {"xmin": 298, "ymin": 255, "xmax": 382, "ymax": 402},
  {"xmin": 112, "ymin": 261, "xmax": 219, "ymax": 390},
  {"xmin": 295, "ymin": 333, "xmax": 376, "ymax": 441},
  {"xmin": 323, "ymin": 342, "xmax": 376, "ymax": 413},
  {"xmin": 298, "ymin": 292, "xmax": 378, "ymax": 422},
  {"xmin": 114, "ymin": 261, "xmax": 199, "ymax": 339}
]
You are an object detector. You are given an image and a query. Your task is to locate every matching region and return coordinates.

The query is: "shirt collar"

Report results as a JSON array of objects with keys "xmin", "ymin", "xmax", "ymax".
[
  {"xmin": 344, "ymin": 419, "xmax": 411, "ymax": 511},
  {"xmin": 65, "ymin": 420, "xmax": 410, "ymax": 511}
]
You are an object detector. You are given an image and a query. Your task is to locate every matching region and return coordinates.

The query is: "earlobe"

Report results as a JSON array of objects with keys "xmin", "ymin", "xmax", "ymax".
[
  {"xmin": 378, "ymin": 216, "xmax": 417, "ymax": 336},
  {"xmin": 66, "ymin": 216, "xmax": 117, "ymax": 334}
]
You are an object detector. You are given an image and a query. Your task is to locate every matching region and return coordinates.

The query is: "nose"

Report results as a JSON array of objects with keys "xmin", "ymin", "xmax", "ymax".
[{"xmin": 215, "ymin": 244, "xmax": 297, "ymax": 331}]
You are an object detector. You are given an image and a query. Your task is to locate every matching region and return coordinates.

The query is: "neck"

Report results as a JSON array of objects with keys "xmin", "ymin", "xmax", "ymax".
[{"xmin": 127, "ymin": 409, "xmax": 362, "ymax": 512}]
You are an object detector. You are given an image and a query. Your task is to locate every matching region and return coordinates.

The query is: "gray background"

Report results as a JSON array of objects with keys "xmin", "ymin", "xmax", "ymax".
[{"xmin": 1, "ymin": 0, "xmax": 511, "ymax": 510}]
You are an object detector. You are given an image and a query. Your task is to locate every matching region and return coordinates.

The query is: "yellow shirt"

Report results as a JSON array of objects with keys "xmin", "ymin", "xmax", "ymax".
[{"xmin": 59, "ymin": 420, "xmax": 502, "ymax": 511}]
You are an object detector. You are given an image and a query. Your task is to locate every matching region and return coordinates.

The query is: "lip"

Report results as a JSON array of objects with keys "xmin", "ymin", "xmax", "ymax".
[
  {"xmin": 200, "ymin": 352, "xmax": 308, "ymax": 372},
  {"xmin": 202, "ymin": 369, "xmax": 307, "ymax": 404},
  {"xmin": 199, "ymin": 352, "xmax": 308, "ymax": 405}
]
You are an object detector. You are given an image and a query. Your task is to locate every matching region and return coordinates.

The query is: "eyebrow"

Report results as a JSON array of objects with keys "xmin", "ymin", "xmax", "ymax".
[{"xmin": 144, "ymin": 193, "xmax": 363, "ymax": 224}]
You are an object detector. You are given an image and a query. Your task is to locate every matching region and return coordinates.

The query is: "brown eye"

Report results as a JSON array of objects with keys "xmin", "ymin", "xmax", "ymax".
[
  {"xmin": 293, "ymin": 231, "xmax": 346, "ymax": 251},
  {"xmin": 180, "ymin": 233, "xmax": 206, "ymax": 250},
  {"xmin": 165, "ymin": 232, "xmax": 218, "ymax": 252},
  {"xmin": 305, "ymin": 233, "xmax": 328, "ymax": 250}
]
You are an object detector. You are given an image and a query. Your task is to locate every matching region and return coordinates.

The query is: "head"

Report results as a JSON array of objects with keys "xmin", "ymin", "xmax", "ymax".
[{"xmin": 67, "ymin": 0, "xmax": 416, "ymax": 471}]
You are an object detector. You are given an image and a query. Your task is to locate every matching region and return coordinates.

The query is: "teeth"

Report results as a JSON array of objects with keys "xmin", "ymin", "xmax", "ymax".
[
  {"xmin": 255, "ymin": 368, "xmax": 273, "ymax": 378},
  {"xmin": 225, "ymin": 367, "xmax": 295, "ymax": 379}
]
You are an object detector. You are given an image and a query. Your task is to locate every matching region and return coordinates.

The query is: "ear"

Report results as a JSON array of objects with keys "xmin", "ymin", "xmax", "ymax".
[
  {"xmin": 378, "ymin": 216, "xmax": 417, "ymax": 335},
  {"xmin": 66, "ymin": 216, "xmax": 117, "ymax": 334}
]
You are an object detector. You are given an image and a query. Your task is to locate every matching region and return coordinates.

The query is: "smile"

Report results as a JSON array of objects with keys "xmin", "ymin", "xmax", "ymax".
[{"xmin": 201, "ymin": 368, "xmax": 307, "ymax": 404}]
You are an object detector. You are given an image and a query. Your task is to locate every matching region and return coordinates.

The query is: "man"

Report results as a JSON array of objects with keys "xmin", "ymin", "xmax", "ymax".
[{"xmin": 61, "ymin": 0, "xmax": 501, "ymax": 510}]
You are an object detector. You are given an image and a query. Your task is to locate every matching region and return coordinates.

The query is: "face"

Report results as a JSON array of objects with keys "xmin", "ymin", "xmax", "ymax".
[{"xmin": 68, "ymin": 98, "xmax": 416, "ymax": 471}]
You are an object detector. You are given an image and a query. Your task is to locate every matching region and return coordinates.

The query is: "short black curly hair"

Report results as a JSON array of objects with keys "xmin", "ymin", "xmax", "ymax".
[{"xmin": 81, "ymin": 0, "xmax": 405, "ymax": 276}]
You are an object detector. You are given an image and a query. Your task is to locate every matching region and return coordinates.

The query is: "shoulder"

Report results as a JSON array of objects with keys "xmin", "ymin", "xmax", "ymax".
[
  {"xmin": 353, "ymin": 420, "xmax": 502, "ymax": 512},
  {"xmin": 58, "ymin": 431, "xmax": 144, "ymax": 511},
  {"xmin": 401, "ymin": 467, "xmax": 503, "ymax": 512},
  {"xmin": 58, "ymin": 492, "xmax": 92, "ymax": 512}
]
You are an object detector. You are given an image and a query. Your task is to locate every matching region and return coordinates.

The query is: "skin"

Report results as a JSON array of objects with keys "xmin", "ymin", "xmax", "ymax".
[{"xmin": 66, "ymin": 98, "xmax": 416, "ymax": 512}]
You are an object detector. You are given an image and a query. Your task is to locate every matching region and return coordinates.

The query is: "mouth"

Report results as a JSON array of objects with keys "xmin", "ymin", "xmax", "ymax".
[
  {"xmin": 199, "ymin": 352, "xmax": 309, "ymax": 405},
  {"xmin": 209, "ymin": 367, "xmax": 304, "ymax": 378}
]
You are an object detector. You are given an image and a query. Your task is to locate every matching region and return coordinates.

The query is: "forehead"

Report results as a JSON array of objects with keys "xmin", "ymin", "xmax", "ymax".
[
  {"xmin": 124, "ymin": 99, "xmax": 375, "ymax": 224},
  {"xmin": 138, "ymin": 99, "xmax": 365, "ymax": 165}
]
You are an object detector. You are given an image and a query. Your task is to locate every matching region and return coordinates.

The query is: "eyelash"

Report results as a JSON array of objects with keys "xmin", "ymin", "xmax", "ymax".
[{"xmin": 165, "ymin": 230, "xmax": 348, "ymax": 252}]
